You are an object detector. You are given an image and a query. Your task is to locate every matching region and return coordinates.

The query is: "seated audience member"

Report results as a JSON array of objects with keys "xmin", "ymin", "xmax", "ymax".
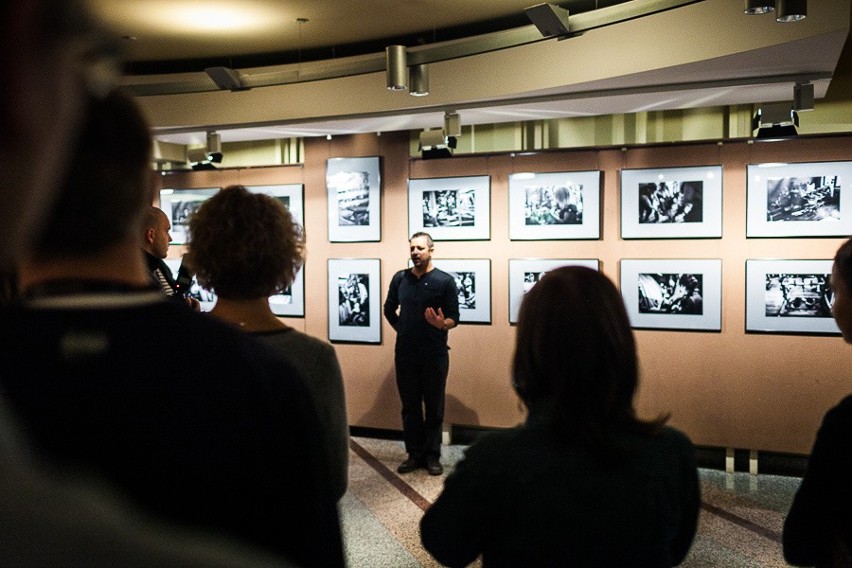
[
  {"xmin": 783, "ymin": 238, "xmax": 852, "ymax": 567},
  {"xmin": 187, "ymin": 185, "xmax": 349, "ymax": 501},
  {"xmin": 0, "ymin": 89, "xmax": 344, "ymax": 567},
  {"xmin": 420, "ymin": 266, "xmax": 700, "ymax": 567}
]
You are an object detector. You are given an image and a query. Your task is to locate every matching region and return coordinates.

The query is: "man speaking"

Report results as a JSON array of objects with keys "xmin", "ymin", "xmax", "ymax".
[{"xmin": 384, "ymin": 232, "xmax": 459, "ymax": 475}]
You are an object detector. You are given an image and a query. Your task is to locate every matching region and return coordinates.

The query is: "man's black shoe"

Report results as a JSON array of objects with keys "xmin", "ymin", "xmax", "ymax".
[
  {"xmin": 397, "ymin": 456, "xmax": 422, "ymax": 474},
  {"xmin": 425, "ymin": 455, "xmax": 443, "ymax": 476}
]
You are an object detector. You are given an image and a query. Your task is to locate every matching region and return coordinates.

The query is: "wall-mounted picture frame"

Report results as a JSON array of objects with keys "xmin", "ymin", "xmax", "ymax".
[
  {"xmin": 163, "ymin": 257, "xmax": 218, "ymax": 312},
  {"xmin": 328, "ymin": 258, "xmax": 381, "ymax": 344},
  {"xmin": 620, "ymin": 165, "xmax": 722, "ymax": 239},
  {"xmin": 159, "ymin": 188, "xmax": 219, "ymax": 244},
  {"xmin": 269, "ymin": 267, "xmax": 305, "ymax": 318},
  {"xmin": 745, "ymin": 161, "xmax": 852, "ymax": 237},
  {"xmin": 165, "ymin": 258, "xmax": 305, "ymax": 317},
  {"xmin": 246, "ymin": 184, "xmax": 305, "ymax": 226},
  {"xmin": 508, "ymin": 258, "xmax": 600, "ymax": 324},
  {"xmin": 619, "ymin": 258, "xmax": 722, "ymax": 331},
  {"xmin": 432, "ymin": 259, "xmax": 491, "ymax": 324},
  {"xmin": 745, "ymin": 259, "xmax": 838, "ymax": 335},
  {"xmin": 508, "ymin": 170, "xmax": 602, "ymax": 240},
  {"xmin": 408, "ymin": 175, "xmax": 490, "ymax": 240},
  {"xmin": 327, "ymin": 156, "xmax": 381, "ymax": 242}
]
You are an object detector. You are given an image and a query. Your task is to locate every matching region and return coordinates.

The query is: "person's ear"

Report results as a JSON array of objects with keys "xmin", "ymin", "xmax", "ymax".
[{"xmin": 145, "ymin": 228, "xmax": 155, "ymax": 244}]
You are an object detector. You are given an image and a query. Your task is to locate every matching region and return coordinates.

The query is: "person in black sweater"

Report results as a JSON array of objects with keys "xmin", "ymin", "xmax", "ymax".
[
  {"xmin": 783, "ymin": 238, "xmax": 852, "ymax": 567},
  {"xmin": 384, "ymin": 232, "xmax": 459, "ymax": 475},
  {"xmin": 0, "ymin": 88, "xmax": 344, "ymax": 567}
]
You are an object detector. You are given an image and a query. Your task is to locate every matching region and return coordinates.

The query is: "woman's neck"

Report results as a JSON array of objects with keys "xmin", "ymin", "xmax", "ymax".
[{"xmin": 210, "ymin": 297, "xmax": 288, "ymax": 333}]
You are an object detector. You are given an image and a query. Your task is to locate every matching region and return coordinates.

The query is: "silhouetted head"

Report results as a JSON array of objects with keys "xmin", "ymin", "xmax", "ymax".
[
  {"xmin": 831, "ymin": 238, "xmax": 852, "ymax": 343},
  {"xmin": 32, "ymin": 88, "xmax": 152, "ymax": 259},
  {"xmin": 513, "ymin": 266, "xmax": 662, "ymax": 446},
  {"xmin": 187, "ymin": 185, "xmax": 304, "ymax": 300}
]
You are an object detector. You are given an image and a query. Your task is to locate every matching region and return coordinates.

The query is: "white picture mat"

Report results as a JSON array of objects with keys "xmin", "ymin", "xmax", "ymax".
[
  {"xmin": 746, "ymin": 161, "xmax": 852, "ymax": 237},
  {"xmin": 745, "ymin": 259, "xmax": 839, "ymax": 334},
  {"xmin": 246, "ymin": 184, "xmax": 304, "ymax": 226},
  {"xmin": 327, "ymin": 156, "xmax": 381, "ymax": 242},
  {"xmin": 508, "ymin": 170, "xmax": 601, "ymax": 240},
  {"xmin": 508, "ymin": 259, "xmax": 600, "ymax": 324},
  {"xmin": 327, "ymin": 258, "xmax": 382, "ymax": 343},
  {"xmin": 620, "ymin": 166, "xmax": 723, "ymax": 239},
  {"xmin": 159, "ymin": 188, "xmax": 219, "ymax": 244},
  {"xmin": 165, "ymin": 259, "xmax": 304, "ymax": 317},
  {"xmin": 269, "ymin": 267, "xmax": 305, "ymax": 317},
  {"xmin": 431, "ymin": 259, "xmax": 491, "ymax": 324},
  {"xmin": 408, "ymin": 176, "xmax": 491, "ymax": 240},
  {"xmin": 620, "ymin": 258, "xmax": 722, "ymax": 331}
]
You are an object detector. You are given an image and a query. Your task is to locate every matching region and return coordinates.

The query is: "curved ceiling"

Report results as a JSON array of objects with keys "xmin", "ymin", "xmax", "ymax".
[{"xmin": 86, "ymin": 0, "xmax": 851, "ymax": 146}]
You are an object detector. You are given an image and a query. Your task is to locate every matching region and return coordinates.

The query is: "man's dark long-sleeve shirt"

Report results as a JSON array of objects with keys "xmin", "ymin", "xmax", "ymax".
[{"xmin": 384, "ymin": 268, "xmax": 459, "ymax": 357}]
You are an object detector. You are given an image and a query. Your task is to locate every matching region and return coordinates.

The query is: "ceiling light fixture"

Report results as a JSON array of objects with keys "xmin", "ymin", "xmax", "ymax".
[
  {"xmin": 204, "ymin": 66, "xmax": 248, "ymax": 91},
  {"xmin": 752, "ymin": 102, "xmax": 799, "ymax": 141},
  {"xmin": 525, "ymin": 3, "xmax": 571, "ymax": 38},
  {"xmin": 385, "ymin": 45, "xmax": 408, "ymax": 91},
  {"xmin": 775, "ymin": 0, "xmax": 806, "ymax": 22},
  {"xmin": 794, "ymin": 82, "xmax": 814, "ymax": 111},
  {"xmin": 444, "ymin": 111, "xmax": 461, "ymax": 137},
  {"xmin": 744, "ymin": 0, "xmax": 774, "ymax": 14},
  {"xmin": 206, "ymin": 131, "xmax": 222, "ymax": 163},
  {"xmin": 409, "ymin": 64, "xmax": 429, "ymax": 96},
  {"xmin": 419, "ymin": 128, "xmax": 456, "ymax": 159}
]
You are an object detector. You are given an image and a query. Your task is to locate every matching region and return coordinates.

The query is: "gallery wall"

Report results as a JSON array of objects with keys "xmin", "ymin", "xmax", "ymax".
[{"xmin": 160, "ymin": 131, "xmax": 852, "ymax": 456}]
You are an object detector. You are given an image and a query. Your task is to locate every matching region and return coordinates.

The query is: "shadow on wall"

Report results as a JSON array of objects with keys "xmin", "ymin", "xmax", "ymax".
[
  {"xmin": 354, "ymin": 368, "xmax": 482, "ymax": 434},
  {"xmin": 356, "ymin": 367, "xmax": 401, "ymax": 430},
  {"xmin": 444, "ymin": 394, "xmax": 480, "ymax": 429}
]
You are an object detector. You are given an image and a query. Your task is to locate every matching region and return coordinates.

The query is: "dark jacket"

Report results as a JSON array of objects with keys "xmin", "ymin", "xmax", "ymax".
[
  {"xmin": 421, "ymin": 415, "xmax": 700, "ymax": 567},
  {"xmin": 0, "ymin": 292, "xmax": 345, "ymax": 567},
  {"xmin": 783, "ymin": 394, "xmax": 852, "ymax": 567}
]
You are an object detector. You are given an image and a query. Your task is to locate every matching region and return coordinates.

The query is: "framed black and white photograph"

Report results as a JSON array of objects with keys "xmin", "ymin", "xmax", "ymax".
[
  {"xmin": 508, "ymin": 259, "xmax": 599, "ymax": 324},
  {"xmin": 746, "ymin": 161, "xmax": 852, "ymax": 237},
  {"xmin": 408, "ymin": 175, "xmax": 490, "ymax": 240},
  {"xmin": 163, "ymin": 258, "xmax": 218, "ymax": 312},
  {"xmin": 326, "ymin": 156, "xmax": 381, "ymax": 242},
  {"xmin": 328, "ymin": 258, "xmax": 381, "ymax": 343},
  {"xmin": 246, "ymin": 184, "xmax": 304, "ymax": 226},
  {"xmin": 745, "ymin": 259, "xmax": 838, "ymax": 335},
  {"xmin": 620, "ymin": 166, "xmax": 722, "ymax": 239},
  {"xmin": 159, "ymin": 188, "xmax": 219, "ymax": 244},
  {"xmin": 432, "ymin": 259, "xmax": 491, "ymax": 324},
  {"xmin": 619, "ymin": 259, "xmax": 722, "ymax": 331},
  {"xmin": 508, "ymin": 170, "xmax": 601, "ymax": 240},
  {"xmin": 269, "ymin": 267, "xmax": 305, "ymax": 318}
]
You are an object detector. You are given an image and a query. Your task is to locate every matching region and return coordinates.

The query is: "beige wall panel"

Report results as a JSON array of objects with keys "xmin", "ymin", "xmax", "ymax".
[{"xmin": 162, "ymin": 133, "xmax": 852, "ymax": 455}]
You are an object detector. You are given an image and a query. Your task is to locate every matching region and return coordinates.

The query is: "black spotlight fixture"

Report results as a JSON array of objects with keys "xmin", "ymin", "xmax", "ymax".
[
  {"xmin": 744, "ymin": 0, "xmax": 774, "ymax": 14},
  {"xmin": 419, "ymin": 129, "xmax": 456, "ymax": 159},
  {"xmin": 753, "ymin": 102, "xmax": 799, "ymax": 141},
  {"xmin": 776, "ymin": 0, "xmax": 806, "ymax": 22}
]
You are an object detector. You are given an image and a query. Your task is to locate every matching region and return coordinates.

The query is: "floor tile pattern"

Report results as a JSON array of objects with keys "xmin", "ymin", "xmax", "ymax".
[{"xmin": 341, "ymin": 437, "xmax": 802, "ymax": 567}]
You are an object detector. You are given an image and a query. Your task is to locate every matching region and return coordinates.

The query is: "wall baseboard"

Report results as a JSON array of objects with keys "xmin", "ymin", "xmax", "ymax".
[{"xmin": 351, "ymin": 425, "xmax": 809, "ymax": 477}]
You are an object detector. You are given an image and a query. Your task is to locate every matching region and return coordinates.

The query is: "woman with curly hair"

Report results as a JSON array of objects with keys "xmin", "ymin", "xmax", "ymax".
[{"xmin": 187, "ymin": 185, "xmax": 349, "ymax": 501}]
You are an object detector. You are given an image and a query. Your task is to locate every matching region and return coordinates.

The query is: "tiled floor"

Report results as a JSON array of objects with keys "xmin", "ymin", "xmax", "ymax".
[{"xmin": 341, "ymin": 437, "xmax": 802, "ymax": 567}]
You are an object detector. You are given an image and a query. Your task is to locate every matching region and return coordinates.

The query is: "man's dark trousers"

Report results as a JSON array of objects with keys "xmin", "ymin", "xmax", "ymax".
[{"xmin": 394, "ymin": 352, "xmax": 449, "ymax": 459}]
